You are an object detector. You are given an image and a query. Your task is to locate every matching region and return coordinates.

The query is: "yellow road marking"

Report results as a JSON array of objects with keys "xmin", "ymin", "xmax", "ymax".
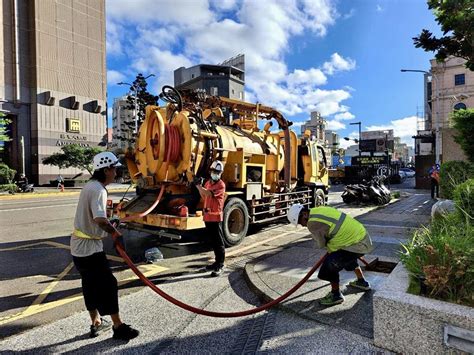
[
  {"xmin": 30, "ymin": 262, "xmax": 75, "ymax": 306},
  {"xmin": 0, "ymin": 263, "xmax": 167, "ymax": 326},
  {"xmin": 0, "ymin": 241, "xmax": 124, "ymax": 262}
]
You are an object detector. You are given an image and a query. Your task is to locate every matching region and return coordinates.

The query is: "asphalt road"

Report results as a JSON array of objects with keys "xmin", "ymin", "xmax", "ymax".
[
  {"xmin": 0, "ymin": 179, "xmax": 414, "ymax": 340},
  {"xmin": 0, "ymin": 190, "xmax": 311, "ymax": 339}
]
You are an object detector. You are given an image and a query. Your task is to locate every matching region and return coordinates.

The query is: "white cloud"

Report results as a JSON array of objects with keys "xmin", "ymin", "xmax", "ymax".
[
  {"xmin": 287, "ymin": 68, "xmax": 327, "ymax": 88},
  {"xmin": 343, "ymin": 8, "xmax": 356, "ymax": 19},
  {"xmin": 322, "ymin": 53, "xmax": 356, "ymax": 75},
  {"xmin": 366, "ymin": 116, "xmax": 418, "ymax": 145},
  {"xmin": 106, "ymin": 1, "xmax": 357, "ymax": 120},
  {"xmin": 211, "ymin": 0, "xmax": 239, "ymax": 11},
  {"xmin": 107, "ymin": 0, "xmax": 215, "ymax": 28},
  {"xmin": 326, "ymin": 120, "xmax": 346, "ymax": 131},
  {"xmin": 107, "ymin": 70, "xmax": 126, "ymax": 85},
  {"xmin": 376, "ymin": 4, "xmax": 383, "ymax": 12},
  {"xmin": 334, "ymin": 112, "xmax": 355, "ymax": 120}
]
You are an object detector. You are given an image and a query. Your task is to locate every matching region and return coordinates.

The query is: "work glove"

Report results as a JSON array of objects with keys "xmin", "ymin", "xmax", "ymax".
[{"xmin": 193, "ymin": 176, "xmax": 204, "ymax": 186}]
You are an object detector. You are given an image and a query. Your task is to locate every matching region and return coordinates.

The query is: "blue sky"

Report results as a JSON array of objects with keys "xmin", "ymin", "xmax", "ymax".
[{"xmin": 106, "ymin": 0, "xmax": 440, "ymax": 148}]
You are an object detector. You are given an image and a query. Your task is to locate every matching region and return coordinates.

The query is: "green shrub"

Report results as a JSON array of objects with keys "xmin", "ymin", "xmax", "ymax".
[
  {"xmin": 400, "ymin": 214, "xmax": 474, "ymax": 306},
  {"xmin": 439, "ymin": 161, "xmax": 474, "ymax": 199},
  {"xmin": 453, "ymin": 179, "xmax": 474, "ymax": 223},
  {"xmin": 0, "ymin": 183, "xmax": 17, "ymax": 193},
  {"xmin": 0, "ymin": 163, "xmax": 16, "ymax": 184}
]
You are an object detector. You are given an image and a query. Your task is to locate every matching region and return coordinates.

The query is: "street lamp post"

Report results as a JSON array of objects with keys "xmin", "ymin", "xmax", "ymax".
[
  {"xmin": 350, "ymin": 121, "xmax": 362, "ymax": 157},
  {"xmin": 117, "ymin": 74, "xmax": 155, "ymax": 134}
]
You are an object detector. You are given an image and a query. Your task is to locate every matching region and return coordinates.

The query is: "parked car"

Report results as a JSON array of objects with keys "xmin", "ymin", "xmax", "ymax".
[{"xmin": 400, "ymin": 168, "xmax": 415, "ymax": 178}]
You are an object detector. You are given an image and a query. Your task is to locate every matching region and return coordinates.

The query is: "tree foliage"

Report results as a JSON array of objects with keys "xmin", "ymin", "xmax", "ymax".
[
  {"xmin": 42, "ymin": 144, "xmax": 103, "ymax": 175},
  {"xmin": 451, "ymin": 108, "xmax": 474, "ymax": 163},
  {"xmin": 114, "ymin": 73, "xmax": 158, "ymax": 145},
  {"xmin": 413, "ymin": 0, "xmax": 474, "ymax": 70},
  {"xmin": 0, "ymin": 112, "xmax": 12, "ymax": 154}
]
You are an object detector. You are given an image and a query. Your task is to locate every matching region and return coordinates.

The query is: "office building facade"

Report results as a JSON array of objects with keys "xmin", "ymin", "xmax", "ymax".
[
  {"xmin": 174, "ymin": 55, "xmax": 245, "ymax": 100},
  {"xmin": 0, "ymin": 0, "xmax": 106, "ymax": 184}
]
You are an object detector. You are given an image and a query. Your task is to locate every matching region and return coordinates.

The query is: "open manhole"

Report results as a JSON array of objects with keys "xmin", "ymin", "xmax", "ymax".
[{"xmin": 363, "ymin": 258, "xmax": 397, "ymax": 273}]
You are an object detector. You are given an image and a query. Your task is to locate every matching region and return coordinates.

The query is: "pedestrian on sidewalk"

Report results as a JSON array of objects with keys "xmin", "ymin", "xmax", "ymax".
[
  {"xmin": 71, "ymin": 152, "xmax": 139, "ymax": 340},
  {"xmin": 288, "ymin": 204, "xmax": 374, "ymax": 306},
  {"xmin": 195, "ymin": 160, "xmax": 226, "ymax": 277},
  {"xmin": 428, "ymin": 163, "xmax": 440, "ymax": 199}
]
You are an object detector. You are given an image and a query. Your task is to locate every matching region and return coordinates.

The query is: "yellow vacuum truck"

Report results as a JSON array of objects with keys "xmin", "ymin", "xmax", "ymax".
[{"xmin": 113, "ymin": 86, "xmax": 329, "ymax": 246}]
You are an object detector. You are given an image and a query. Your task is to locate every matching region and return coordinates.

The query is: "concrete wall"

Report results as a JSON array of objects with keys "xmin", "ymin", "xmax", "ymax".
[{"xmin": 441, "ymin": 127, "xmax": 468, "ymax": 163}]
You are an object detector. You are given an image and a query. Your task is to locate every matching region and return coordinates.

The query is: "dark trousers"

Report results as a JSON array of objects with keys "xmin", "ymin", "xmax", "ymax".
[
  {"xmin": 318, "ymin": 250, "xmax": 363, "ymax": 284},
  {"xmin": 205, "ymin": 221, "xmax": 225, "ymax": 267},
  {"xmin": 73, "ymin": 252, "xmax": 119, "ymax": 315},
  {"xmin": 431, "ymin": 178, "xmax": 439, "ymax": 198}
]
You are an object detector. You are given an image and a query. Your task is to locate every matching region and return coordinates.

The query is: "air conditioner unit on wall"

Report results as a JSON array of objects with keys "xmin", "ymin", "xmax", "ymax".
[
  {"xmin": 69, "ymin": 96, "xmax": 80, "ymax": 110},
  {"xmin": 45, "ymin": 91, "xmax": 55, "ymax": 106},
  {"xmin": 92, "ymin": 100, "xmax": 102, "ymax": 114}
]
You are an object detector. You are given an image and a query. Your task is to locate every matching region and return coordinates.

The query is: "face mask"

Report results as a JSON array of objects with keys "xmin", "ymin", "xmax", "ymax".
[{"xmin": 211, "ymin": 173, "xmax": 220, "ymax": 181}]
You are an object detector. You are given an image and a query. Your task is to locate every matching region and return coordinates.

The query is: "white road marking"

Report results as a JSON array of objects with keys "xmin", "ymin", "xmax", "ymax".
[
  {"xmin": 0, "ymin": 198, "xmax": 78, "ymax": 206},
  {"xmin": 0, "ymin": 203, "xmax": 77, "ymax": 212}
]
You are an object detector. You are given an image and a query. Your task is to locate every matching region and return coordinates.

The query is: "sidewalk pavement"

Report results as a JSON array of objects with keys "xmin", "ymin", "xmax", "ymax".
[
  {"xmin": 245, "ymin": 193, "xmax": 436, "ymax": 339},
  {"xmin": 0, "ymin": 192, "xmax": 436, "ymax": 353}
]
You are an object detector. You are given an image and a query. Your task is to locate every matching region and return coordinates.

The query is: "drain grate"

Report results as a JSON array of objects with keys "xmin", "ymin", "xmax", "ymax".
[
  {"xmin": 230, "ymin": 310, "xmax": 277, "ymax": 354},
  {"xmin": 364, "ymin": 258, "xmax": 397, "ymax": 273}
]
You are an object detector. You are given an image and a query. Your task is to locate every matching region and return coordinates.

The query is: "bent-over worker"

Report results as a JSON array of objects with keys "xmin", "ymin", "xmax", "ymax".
[
  {"xmin": 287, "ymin": 204, "xmax": 374, "ymax": 306},
  {"xmin": 195, "ymin": 160, "xmax": 226, "ymax": 277},
  {"xmin": 71, "ymin": 152, "xmax": 139, "ymax": 340}
]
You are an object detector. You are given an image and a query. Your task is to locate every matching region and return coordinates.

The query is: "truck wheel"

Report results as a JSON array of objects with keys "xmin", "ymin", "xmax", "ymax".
[
  {"xmin": 314, "ymin": 189, "xmax": 326, "ymax": 206},
  {"xmin": 222, "ymin": 198, "xmax": 249, "ymax": 247}
]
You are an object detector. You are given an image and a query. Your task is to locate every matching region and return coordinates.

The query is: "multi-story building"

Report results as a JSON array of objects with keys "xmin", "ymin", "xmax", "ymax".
[
  {"xmin": 174, "ymin": 54, "xmax": 245, "ymax": 100},
  {"xmin": 301, "ymin": 111, "xmax": 326, "ymax": 142},
  {"xmin": 430, "ymin": 57, "xmax": 473, "ymax": 162},
  {"xmin": 324, "ymin": 130, "xmax": 339, "ymax": 167},
  {"xmin": 110, "ymin": 96, "xmax": 134, "ymax": 152},
  {"xmin": 0, "ymin": 0, "xmax": 107, "ymax": 184}
]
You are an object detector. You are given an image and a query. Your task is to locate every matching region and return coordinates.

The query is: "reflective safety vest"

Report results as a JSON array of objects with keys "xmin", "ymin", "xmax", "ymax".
[
  {"xmin": 72, "ymin": 229, "xmax": 102, "ymax": 240},
  {"xmin": 308, "ymin": 206, "xmax": 368, "ymax": 253}
]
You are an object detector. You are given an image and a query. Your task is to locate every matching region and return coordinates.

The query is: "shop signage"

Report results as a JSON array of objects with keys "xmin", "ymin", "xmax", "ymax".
[
  {"xmin": 67, "ymin": 118, "xmax": 81, "ymax": 133},
  {"xmin": 56, "ymin": 133, "xmax": 90, "ymax": 147}
]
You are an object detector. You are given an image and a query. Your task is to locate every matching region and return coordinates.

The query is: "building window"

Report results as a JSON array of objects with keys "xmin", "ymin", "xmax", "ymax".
[
  {"xmin": 454, "ymin": 74, "xmax": 465, "ymax": 86},
  {"xmin": 210, "ymin": 87, "xmax": 218, "ymax": 96},
  {"xmin": 191, "ymin": 74, "xmax": 195, "ymax": 78},
  {"xmin": 454, "ymin": 102, "xmax": 467, "ymax": 111},
  {"xmin": 231, "ymin": 89, "xmax": 235, "ymax": 95},
  {"xmin": 239, "ymin": 91, "xmax": 243, "ymax": 100}
]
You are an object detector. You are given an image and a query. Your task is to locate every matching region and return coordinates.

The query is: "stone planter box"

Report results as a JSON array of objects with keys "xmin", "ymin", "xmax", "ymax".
[{"xmin": 374, "ymin": 263, "xmax": 474, "ymax": 354}]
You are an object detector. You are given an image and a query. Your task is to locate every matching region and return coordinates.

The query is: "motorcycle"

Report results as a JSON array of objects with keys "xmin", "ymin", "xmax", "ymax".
[
  {"xmin": 342, "ymin": 176, "xmax": 391, "ymax": 205},
  {"xmin": 10, "ymin": 182, "xmax": 35, "ymax": 194}
]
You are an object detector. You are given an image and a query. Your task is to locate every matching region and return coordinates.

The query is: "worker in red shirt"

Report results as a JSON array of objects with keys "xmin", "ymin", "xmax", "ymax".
[{"xmin": 196, "ymin": 160, "xmax": 226, "ymax": 276}]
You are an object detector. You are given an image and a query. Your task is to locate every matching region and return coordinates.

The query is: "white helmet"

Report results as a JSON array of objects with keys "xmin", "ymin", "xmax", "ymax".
[
  {"xmin": 210, "ymin": 160, "xmax": 224, "ymax": 173},
  {"xmin": 93, "ymin": 152, "xmax": 122, "ymax": 171},
  {"xmin": 287, "ymin": 203, "xmax": 304, "ymax": 226}
]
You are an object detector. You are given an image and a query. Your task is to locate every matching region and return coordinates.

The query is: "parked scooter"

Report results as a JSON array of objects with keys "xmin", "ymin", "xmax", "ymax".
[{"xmin": 342, "ymin": 176, "xmax": 391, "ymax": 205}]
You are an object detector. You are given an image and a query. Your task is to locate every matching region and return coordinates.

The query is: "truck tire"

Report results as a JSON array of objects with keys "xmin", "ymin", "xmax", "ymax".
[
  {"xmin": 222, "ymin": 198, "xmax": 249, "ymax": 247},
  {"xmin": 314, "ymin": 189, "xmax": 326, "ymax": 206}
]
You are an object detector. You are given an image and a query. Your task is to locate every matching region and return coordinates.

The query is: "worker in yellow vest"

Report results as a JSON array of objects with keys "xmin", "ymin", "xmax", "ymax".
[{"xmin": 287, "ymin": 204, "xmax": 374, "ymax": 306}]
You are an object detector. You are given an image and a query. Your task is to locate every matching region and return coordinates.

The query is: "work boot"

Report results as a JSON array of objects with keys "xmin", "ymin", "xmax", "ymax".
[
  {"xmin": 211, "ymin": 265, "xmax": 224, "ymax": 277},
  {"xmin": 200, "ymin": 263, "xmax": 217, "ymax": 273},
  {"xmin": 348, "ymin": 278, "xmax": 371, "ymax": 291},
  {"xmin": 90, "ymin": 318, "xmax": 112, "ymax": 338},
  {"xmin": 319, "ymin": 291, "xmax": 344, "ymax": 306},
  {"xmin": 112, "ymin": 323, "xmax": 139, "ymax": 341}
]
